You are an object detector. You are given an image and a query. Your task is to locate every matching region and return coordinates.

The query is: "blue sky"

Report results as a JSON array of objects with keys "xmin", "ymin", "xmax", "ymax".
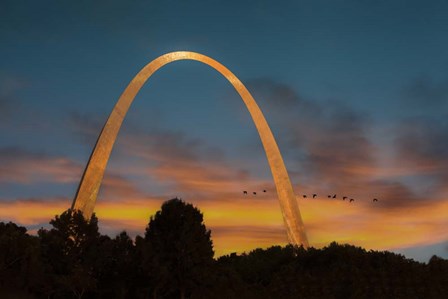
[{"xmin": 1, "ymin": 0, "xmax": 448, "ymax": 260}]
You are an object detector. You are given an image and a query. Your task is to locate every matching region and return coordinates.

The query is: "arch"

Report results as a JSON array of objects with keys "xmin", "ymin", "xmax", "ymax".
[{"xmin": 71, "ymin": 51, "xmax": 309, "ymax": 248}]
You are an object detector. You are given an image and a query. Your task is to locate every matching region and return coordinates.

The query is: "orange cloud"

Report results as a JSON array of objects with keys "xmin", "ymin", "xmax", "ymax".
[
  {"xmin": 2, "ymin": 194, "xmax": 448, "ymax": 257},
  {"xmin": 0, "ymin": 147, "xmax": 82, "ymax": 184}
]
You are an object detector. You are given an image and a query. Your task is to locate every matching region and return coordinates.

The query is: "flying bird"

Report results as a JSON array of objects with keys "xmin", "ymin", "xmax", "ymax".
[
  {"xmin": 373, "ymin": 198, "xmax": 378, "ymax": 202},
  {"xmin": 332, "ymin": 194, "xmax": 337, "ymax": 199},
  {"xmin": 350, "ymin": 198, "xmax": 355, "ymax": 203},
  {"xmin": 327, "ymin": 195, "xmax": 331, "ymax": 198},
  {"xmin": 253, "ymin": 192, "xmax": 257, "ymax": 195},
  {"xmin": 303, "ymin": 195, "xmax": 307, "ymax": 198},
  {"xmin": 243, "ymin": 191, "xmax": 247, "ymax": 195},
  {"xmin": 313, "ymin": 194, "xmax": 317, "ymax": 198},
  {"xmin": 343, "ymin": 196, "xmax": 347, "ymax": 200},
  {"xmin": 263, "ymin": 190, "xmax": 267, "ymax": 193}
]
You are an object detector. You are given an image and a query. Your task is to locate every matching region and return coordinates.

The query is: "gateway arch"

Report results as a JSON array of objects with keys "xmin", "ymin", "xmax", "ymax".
[{"xmin": 72, "ymin": 51, "xmax": 309, "ymax": 248}]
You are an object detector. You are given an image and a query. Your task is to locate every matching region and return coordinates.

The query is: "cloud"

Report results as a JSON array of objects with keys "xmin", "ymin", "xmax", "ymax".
[
  {"xmin": 393, "ymin": 117, "xmax": 448, "ymax": 193},
  {"xmin": 394, "ymin": 118, "xmax": 448, "ymax": 167},
  {"xmin": 244, "ymin": 78, "xmax": 444, "ymax": 212},
  {"xmin": 246, "ymin": 78, "xmax": 303, "ymax": 107},
  {"xmin": 402, "ymin": 75, "xmax": 448, "ymax": 107},
  {"xmin": 68, "ymin": 112, "xmax": 254, "ymax": 200},
  {"xmin": 0, "ymin": 147, "xmax": 83, "ymax": 184},
  {"xmin": 247, "ymin": 79, "xmax": 376, "ymax": 189},
  {"xmin": 120, "ymin": 130, "xmax": 252, "ymax": 198},
  {"xmin": 100, "ymin": 173, "xmax": 143, "ymax": 200}
]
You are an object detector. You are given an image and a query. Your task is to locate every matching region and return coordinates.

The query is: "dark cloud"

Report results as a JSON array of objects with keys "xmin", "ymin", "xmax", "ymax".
[
  {"xmin": 393, "ymin": 117, "xmax": 448, "ymax": 195},
  {"xmin": 368, "ymin": 180, "xmax": 422, "ymax": 209},
  {"xmin": 394, "ymin": 117, "xmax": 448, "ymax": 164},
  {"xmin": 247, "ymin": 78, "xmax": 375, "ymax": 186},
  {"xmin": 247, "ymin": 78, "xmax": 302, "ymax": 107},
  {"xmin": 402, "ymin": 76, "xmax": 448, "ymax": 108},
  {"xmin": 244, "ymin": 78, "xmax": 441, "ymax": 210}
]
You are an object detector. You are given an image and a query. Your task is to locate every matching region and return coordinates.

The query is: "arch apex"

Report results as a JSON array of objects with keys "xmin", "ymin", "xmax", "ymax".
[{"xmin": 72, "ymin": 51, "xmax": 309, "ymax": 248}]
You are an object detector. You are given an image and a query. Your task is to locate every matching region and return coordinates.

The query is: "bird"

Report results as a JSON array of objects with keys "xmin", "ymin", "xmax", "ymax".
[
  {"xmin": 343, "ymin": 196, "xmax": 347, "ymax": 200},
  {"xmin": 313, "ymin": 194, "xmax": 317, "ymax": 198},
  {"xmin": 253, "ymin": 192, "xmax": 257, "ymax": 195},
  {"xmin": 350, "ymin": 198, "xmax": 355, "ymax": 203},
  {"xmin": 373, "ymin": 198, "xmax": 378, "ymax": 202},
  {"xmin": 332, "ymin": 194, "xmax": 337, "ymax": 199},
  {"xmin": 303, "ymin": 195, "xmax": 307, "ymax": 198},
  {"xmin": 243, "ymin": 191, "xmax": 248, "ymax": 195},
  {"xmin": 327, "ymin": 195, "xmax": 331, "ymax": 198},
  {"xmin": 263, "ymin": 190, "xmax": 267, "ymax": 193}
]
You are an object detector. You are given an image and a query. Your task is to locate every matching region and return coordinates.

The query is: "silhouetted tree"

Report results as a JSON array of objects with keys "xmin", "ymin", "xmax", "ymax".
[
  {"xmin": 0, "ymin": 222, "xmax": 43, "ymax": 298},
  {"xmin": 142, "ymin": 198, "xmax": 214, "ymax": 299},
  {"xmin": 94, "ymin": 231, "xmax": 139, "ymax": 298},
  {"xmin": 38, "ymin": 209, "xmax": 100, "ymax": 298},
  {"xmin": 428, "ymin": 255, "xmax": 448, "ymax": 296}
]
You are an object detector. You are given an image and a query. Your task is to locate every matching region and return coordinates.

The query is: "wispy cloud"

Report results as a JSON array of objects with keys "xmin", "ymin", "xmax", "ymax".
[
  {"xmin": 0, "ymin": 147, "xmax": 82, "ymax": 184},
  {"xmin": 247, "ymin": 78, "xmax": 448, "ymax": 211}
]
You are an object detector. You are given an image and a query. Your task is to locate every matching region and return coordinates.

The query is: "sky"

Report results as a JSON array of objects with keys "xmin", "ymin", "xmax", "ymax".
[{"xmin": 1, "ymin": 0, "xmax": 448, "ymax": 261}]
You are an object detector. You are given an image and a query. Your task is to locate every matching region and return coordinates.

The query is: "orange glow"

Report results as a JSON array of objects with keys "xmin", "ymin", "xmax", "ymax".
[{"xmin": 2, "ymin": 195, "xmax": 448, "ymax": 257}]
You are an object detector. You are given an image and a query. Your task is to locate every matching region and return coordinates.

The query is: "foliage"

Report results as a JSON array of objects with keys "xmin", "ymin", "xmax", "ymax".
[
  {"xmin": 38, "ymin": 209, "xmax": 100, "ymax": 298},
  {"xmin": 0, "ymin": 222, "xmax": 43, "ymax": 298},
  {"xmin": 142, "ymin": 198, "xmax": 215, "ymax": 299}
]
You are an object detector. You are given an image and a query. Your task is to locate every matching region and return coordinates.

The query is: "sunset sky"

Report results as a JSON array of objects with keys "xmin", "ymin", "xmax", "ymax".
[{"xmin": 1, "ymin": 0, "xmax": 448, "ymax": 261}]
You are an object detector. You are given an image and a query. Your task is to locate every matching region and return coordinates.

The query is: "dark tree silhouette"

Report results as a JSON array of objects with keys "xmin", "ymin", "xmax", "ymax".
[
  {"xmin": 0, "ymin": 222, "xmax": 43, "ymax": 298},
  {"xmin": 94, "ymin": 231, "xmax": 140, "ymax": 298},
  {"xmin": 38, "ymin": 209, "xmax": 100, "ymax": 298},
  {"xmin": 142, "ymin": 198, "xmax": 214, "ymax": 299}
]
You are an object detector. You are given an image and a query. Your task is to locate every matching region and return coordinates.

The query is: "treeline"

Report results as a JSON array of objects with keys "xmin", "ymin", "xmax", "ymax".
[{"xmin": 1, "ymin": 198, "xmax": 447, "ymax": 299}]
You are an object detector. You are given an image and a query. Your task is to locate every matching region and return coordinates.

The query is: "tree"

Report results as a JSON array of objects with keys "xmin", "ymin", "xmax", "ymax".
[
  {"xmin": 0, "ymin": 222, "xmax": 43, "ymax": 297},
  {"xmin": 38, "ymin": 209, "xmax": 100, "ymax": 298},
  {"xmin": 94, "ymin": 231, "xmax": 139, "ymax": 298},
  {"xmin": 143, "ymin": 198, "xmax": 214, "ymax": 299}
]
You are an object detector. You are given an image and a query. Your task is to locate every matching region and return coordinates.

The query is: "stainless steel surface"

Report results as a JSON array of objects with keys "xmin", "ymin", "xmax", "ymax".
[{"xmin": 72, "ymin": 51, "xmax": 309, "ymax": 248}]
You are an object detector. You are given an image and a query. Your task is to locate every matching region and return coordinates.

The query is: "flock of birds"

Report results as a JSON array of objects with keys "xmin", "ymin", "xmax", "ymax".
[
  {"xmin": 300, "ymin": 193, "xmax": 379, "ymax": 203},
  {"xmin": 243, "ymin": 190, "xmax": 267, "ymax": 195},
  {"xmin": 242, "ymin": 190, "xmax": 379, "ymax": 203}
]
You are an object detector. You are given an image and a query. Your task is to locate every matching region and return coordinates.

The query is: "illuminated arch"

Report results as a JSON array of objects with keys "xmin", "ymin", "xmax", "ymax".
[{"xmin": 72, "ymin": 51, "xmax": 309, "ymax": 248}]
